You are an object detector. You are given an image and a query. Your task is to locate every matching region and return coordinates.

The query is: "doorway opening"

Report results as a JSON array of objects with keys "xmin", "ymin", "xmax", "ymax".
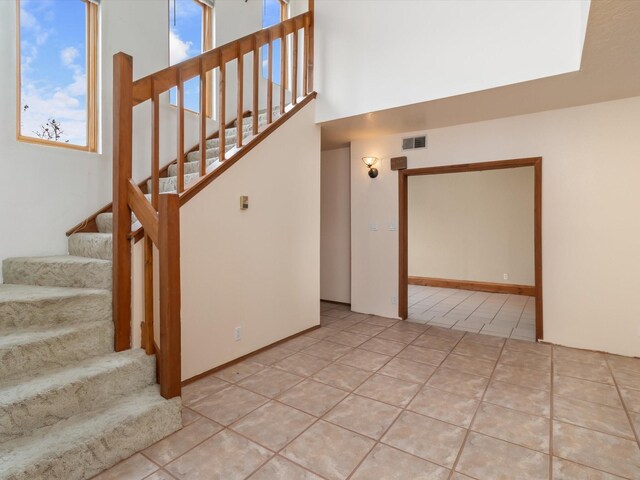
[{"xmin": 398, "ymin": 157, "xmax": 543, "ymax": 340}]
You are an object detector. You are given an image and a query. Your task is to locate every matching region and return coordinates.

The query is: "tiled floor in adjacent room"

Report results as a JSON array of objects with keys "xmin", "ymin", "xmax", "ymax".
[
  {"xmin": 408, "ymin": 285, "xmax": 537, "ymax": 341},
  {"xmin": 95, "ymin": 303, "xmax": 640, "ymax": 480}
]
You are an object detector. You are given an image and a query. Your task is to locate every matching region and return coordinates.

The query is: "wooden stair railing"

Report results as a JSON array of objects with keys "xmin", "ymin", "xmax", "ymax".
[{"xmin": 112, "ymin": 7, "xmax": 314, "ymax": 400}]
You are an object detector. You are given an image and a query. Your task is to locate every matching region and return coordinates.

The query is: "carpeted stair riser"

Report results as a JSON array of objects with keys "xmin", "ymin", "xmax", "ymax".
[
  {"xmin": 95, "ymin": 212, "xmax": 138, "ymax": 234},
  {"xmin": 3, "ymin": 256, "xmax": 112, "ymax": 290},
  {"xmin": 0, "ymin": 386, "xmax": 181, "ymax": 480},
  {"xmin": 0, "ymin": 320, "xmax": 113, "ymax": 382},
  {"xmin": 189, "ymin": 141, "xmax": 236, "ymax": 163},
  {"xmin": 0, "ymin": 285, "xmax": 111, "ymax": 331},
  {"xmin": 202, "ymin": 135, "xmax": 237, "ymax": 151},
  {"xmin": 169, "ymin": 157, "xmax": 213, "ymax": 176},
  {"xmin": 0, "ymin": 349, "xmax": 155, "ymax": 443},
  {"xmin": 147, "ymin": 172, "xmax": 201, "ymax": 194},
  {"xmin": 68, "ymin": 233, "xmax": 113, "ymax": 261}
]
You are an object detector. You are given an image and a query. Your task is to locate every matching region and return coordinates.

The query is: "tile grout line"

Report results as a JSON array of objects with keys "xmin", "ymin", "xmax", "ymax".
[
  {"xmin": 291, "ymin": 320, "xmax": 455, "ymax": 476},
  {"xmin": 447, "ymin": 291, "xmax": 495, "ymax": 331},
  {"xmin": 548, "ymin": 345, "xmax": 556, "ymax": 479},
  {"xmin": 550, "ymin": 350, "xmax": 640, "ymax": 480},
  {"xmin": 446, "ymin": 332, "xmax": 509, "ymax": 480},
  {"xmin": 227, "ymin": 312, "xmax": 396, "ymax": 479},
  {"xmin": 163, "ymin": 354, "xmax": 341, "ymax": 477},
  {"xmin": 343, "ymin": 326, "xmax": 470, "ymax": 479},
  {"xmin": 270, "ymin": 315, "xmax": 431, "ymax": 480},
  {"xmin": 604, "ymin": 355, "xmax": 640, "ymax": 449}
]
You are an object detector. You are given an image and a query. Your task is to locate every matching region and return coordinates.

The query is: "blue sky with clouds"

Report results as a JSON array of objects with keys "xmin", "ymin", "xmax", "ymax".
[
  {"xmin": 263, "ymin": 0, "xmax": 281, "ymax": 84},
  {"xmin": 169, "ymin": 0, "xmax": 203, "ymax": 112},
  {"xmin": 20, "ymin": 0, "xmax": 87, "ymax": 145}
]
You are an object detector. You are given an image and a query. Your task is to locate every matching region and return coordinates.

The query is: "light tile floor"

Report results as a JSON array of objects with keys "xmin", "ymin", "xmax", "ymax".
[
  {"xmin": 408, "ymin": 285, "xmax": 537, "ymax": 341},
  {"xmin": 94, "ymin": 304, "xmax": 640, "ymax": 480}
]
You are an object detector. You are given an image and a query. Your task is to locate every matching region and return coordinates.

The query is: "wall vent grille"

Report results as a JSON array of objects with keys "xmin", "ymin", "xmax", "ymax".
[{"xmin": 402, "ymin": 135, "xmax": 427, "ymax": 151}]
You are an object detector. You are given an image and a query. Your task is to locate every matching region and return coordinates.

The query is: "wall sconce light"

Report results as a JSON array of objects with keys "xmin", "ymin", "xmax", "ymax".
[{"xmin": 362, "ymin": 156, "xmax": 379, "ymax": 178}]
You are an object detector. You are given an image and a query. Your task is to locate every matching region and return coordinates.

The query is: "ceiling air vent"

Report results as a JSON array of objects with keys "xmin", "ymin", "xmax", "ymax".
[{"xmin": 402, "ymin": 135, "xmax": 427, "ymax": 151}]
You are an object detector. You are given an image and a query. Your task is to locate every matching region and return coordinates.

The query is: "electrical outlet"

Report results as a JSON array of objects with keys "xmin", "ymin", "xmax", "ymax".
[
  {"xmin": 234, "ymin": 326, "xmax": 242, "ymax": 341},
  {"xmin": 503, "ymin": 273, "xmax": 509, "ymax": 280},
  {"xmin": 392, "ymin": 295, "xmax": 398, "ymax": 305}
]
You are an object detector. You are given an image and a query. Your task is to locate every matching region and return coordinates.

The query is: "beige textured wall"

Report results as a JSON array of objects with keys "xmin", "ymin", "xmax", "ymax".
[
  {"xmin": 177, "ymin": 101, "xmax": 320, "ymax": 380},
  {"xmin": 408, "ymin": 168, "xmax": 534, "ymax": 285},
  {"xmin": 321, "ymin": 147, "xmax": 351, "ymax": 303},
  {"xmin": 351, "ymin": 96, "xmax": 640, "ymax": 357}
]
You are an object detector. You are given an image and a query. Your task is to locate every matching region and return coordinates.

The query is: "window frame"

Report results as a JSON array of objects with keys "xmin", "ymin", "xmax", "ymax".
[
  {"xmin": 168, "ymin": 0, "xmax": 213, "ymax": 118},
  {"xmin": 15, "ymin": 0, "xmax": 99, "ymax": 152}
]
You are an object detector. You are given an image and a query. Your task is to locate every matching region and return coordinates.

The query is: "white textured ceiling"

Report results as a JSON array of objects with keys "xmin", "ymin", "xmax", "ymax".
[{"xmin": 320, "ymin": 0, "xmax": 640, "ymax": 150}]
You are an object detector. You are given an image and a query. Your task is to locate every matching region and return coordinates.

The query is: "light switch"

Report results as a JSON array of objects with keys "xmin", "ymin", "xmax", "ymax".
[
  {"xmin": 240, "ymin": 196, "xmax": 249, "ymax": 210},
  {"xmin": 388, "ymin": 221, "xmax": 398, "ymax": 231},
  {"xmin": 369, "ymin": 222, "xmax": 378, "ymax": 231}
]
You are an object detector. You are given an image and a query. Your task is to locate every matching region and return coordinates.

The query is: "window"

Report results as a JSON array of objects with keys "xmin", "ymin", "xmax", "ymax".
[
  {"xmin": 169, "ymin": 0, "xmax": 212, "ymax": 115},
  {"xmin": 17, "ymin": 0, "xmax": 98, "ymax": 151},
  {"xmin": 262, "ymin": 0, "xmax": 285, "ymax": 85}
]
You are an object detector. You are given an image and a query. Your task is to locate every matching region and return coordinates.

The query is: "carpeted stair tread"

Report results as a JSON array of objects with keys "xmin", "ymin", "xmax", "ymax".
[
  {"xmin": 3, "ymin": 255, "xmax": 111, "ymax": 290},
  {"xmin": 0, "ymin": 349, "xmax": 155, "ymax": 443},
  {"xmin": 0, "ymin": 284, "xmax": 111, "ymax": 331},
  {"xmin": 0, "ymin": 320, "xmax": 113, "ymax": 382},
  {"xmin": 68, "ymin": 233, "xmax": 112, "ymax": 261},
  {"xmin": 0, "ymin": 385, "xmax": 181, "ymax": 480}
]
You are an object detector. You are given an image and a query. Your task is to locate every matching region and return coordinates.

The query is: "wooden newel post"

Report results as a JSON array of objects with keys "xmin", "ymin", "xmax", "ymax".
[
  {"xmin": 158, "ymin": 193, "xmax": 182, "ymax": 399},
  {"xmin": 113, "ymin": 52, "xmax": 133, "ymax": 352}
]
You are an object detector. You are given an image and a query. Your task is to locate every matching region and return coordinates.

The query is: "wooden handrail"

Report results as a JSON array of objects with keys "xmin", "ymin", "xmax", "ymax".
[
  {"xmin": 127, "ymin": 180, "xmax": 159, "ymax": 244},
  {"xmin": 112, "ymin": 5, "xmax": 314, "ymax": 401},
  {"xmin": 131, "ymin": 12, "xmax": 311, "ymax": 105}
]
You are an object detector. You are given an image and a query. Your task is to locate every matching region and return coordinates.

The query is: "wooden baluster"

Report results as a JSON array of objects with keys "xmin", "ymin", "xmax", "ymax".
[
  {"xmin": 267, "ymin": 39, "xmax": 273, "ymax": 124},
  {"xmin": 176, "ymin": 69, "xmax": 185, "ymax": 193},
  {"xmin": 281, "ymin": 2, "xmax": 288, "ymax": 93},
  {"xmin": 151, "ymin": 78, "xmax": 160, "ymax": 209},
  {"xmin": 308, "ymin": 1, "xmax": 314, "ymax": 92},
  {"xmin": 303, "ymin": 19, "xmax": 309, "ymax": 96},
  {"xmin": 280, "ymin": 28, "xmax": 286, "ymax": 115},
  {"xmin": 144, "ymin": 75, "xmax": 160, "ymax": 356},
  {"xmin": 112, "ymin": 52, "xmax": 133, "ymax": 352},
  {"xmin": 292, "ymin": 29, "xmax": 298, "ymax": 105},
  {"xmin": 252, "ymin": 38, "xmax": 259, "ymax": 136},
  {"xmin": 143, "ymin": 233, "xmax": 155, "ymax": 355},
  {"xmin": 219, "ymin": 57, "xmax": 226, "ymax": 162},
  {"xmin": 237, "ymin": 51, "xmax": 244, "ymax": 148},
  {"xmin": 158, "ymin": 193, "xmax": 181, "ymax": 399},
  {"xmin": 199, "ymin": 59, "xmax": 207, "ymax": 177}
]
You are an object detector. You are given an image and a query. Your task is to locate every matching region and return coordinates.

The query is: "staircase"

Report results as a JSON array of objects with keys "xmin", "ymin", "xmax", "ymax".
[{"xmin": 0, "ymin": 110, "xmax": 278, "ymax": 480}]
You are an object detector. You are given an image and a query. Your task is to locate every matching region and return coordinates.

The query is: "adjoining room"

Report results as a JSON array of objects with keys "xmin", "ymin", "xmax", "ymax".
[{"xmin": 401, "ymin": 159, "xmax": 542, "ymax": 341}]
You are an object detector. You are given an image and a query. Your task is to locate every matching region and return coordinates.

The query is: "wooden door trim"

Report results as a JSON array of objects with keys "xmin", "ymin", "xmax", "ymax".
[{"xmin": 398, "ymin": 157, "xmax": 543, "ymax": 340}]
